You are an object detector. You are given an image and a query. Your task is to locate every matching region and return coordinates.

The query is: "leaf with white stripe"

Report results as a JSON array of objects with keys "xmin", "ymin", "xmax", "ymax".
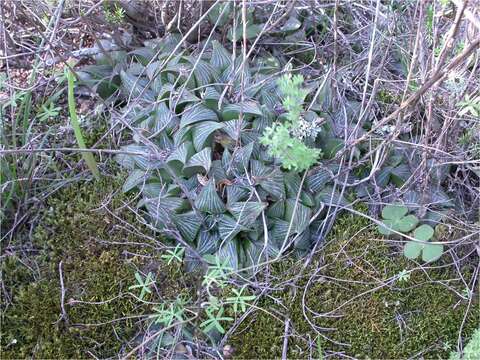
[
  {"xmin": 294, "ymin": 228, "xmax": 311, "ymax": 250},
  {"xmin": 167, "ymin": 141, "xmax": 195, "ymax": 165},
  {"xmin": 226, "ymin": 185, "xmax": 250, "ymax": 204},
  {"xmin": 173, "ymin": 126, "xmax": 192, "ymax": 146},
  {"xmin": 267, "ymin": 200, "xmax": 285, "ymax": 218},
  {"xmin": 209, "ymin": 160, "xmax": 227, "ymax": 182},
  {"xmin": 307, "ymin": 168, "xmax": 332, "ymax": 192},
  {"xmin": 141, "ymin": 182, "xmax": 163, "ymax": 198},
  {"xmin": 285, "ymin": 199, "xmax": 311, "ymax": 234},
  {"xmin": 172, "ymin": 211, "xmax": 203, "ymax": 243},
  {"xmin": 219, "ymin": 215, "xmax": 247, "ymax": 242},
  {"xmin": 232, "ymin": 142, "xmax": 254, "ymax": 171},
  {"xmin": 316, "ymin": 186, "xmax": 349, "ymax": 207},
  {"xmin": 285, "ymin": 172, "xmax": 302, "ymax": 197},
  {"xmin": 210, "ymin": 40, "xmax": 232, "ymax": 71},
  {"xmin": 222, "ymin": 119, "xmax": 246, "ymax": 141},
  {"xmin": 222, "ymin": 101, "xmax": 262, "ymax": 121},
  {"xmin": 197, "ymin": 229, "xmax": 219, "ymax": 255},
  {"xmin": 191, "ymin": 121, "xmax": 224, "ymax": 151},
  {"xmin": 180, "ymin": 105, "xmax": 218, "ymax": 128},
  {"xmin": 120, "ymin": 70, "xmax": 155, "ymax": 102},
  {"xmin": 195, "ymin": 179, "xmax": 226, "ymax": 214},
  {"xmin": 183, "ymin": 147, "xmax": 212, "ymax": 175},
  {"xmin": 203, "ymin": 86, "xmax": 221, "ymax": 110},
  {"xmin": 185, "ymin": 57, "xmax": 218, "ymax": 87},
  {"xmin": 216, "ymin": 240, "xmax": 239, "ymax": 270},
  {"xmin": 152, "ymin": 102, "xmax": 178, "ymax": 133},
  {"xmin": 123, "ymin": 169, "xmax": 146, "ymax": 193},
  {"xmin": 228, "ymin": 201, "xmax": 267, "ymax": 227},
  {"xmin": 271, "ymin": 219, "xmax": 290, "ymax": 247},
  {"xmin": 145, "ymin": 197, "xmax": 186, "ymax": 228},
  {"xmin": 251, "ymin": 162, "xmax": 285, "ymax": 200}
]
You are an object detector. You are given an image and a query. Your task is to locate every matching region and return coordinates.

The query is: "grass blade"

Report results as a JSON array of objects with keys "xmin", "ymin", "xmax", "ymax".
[{"xmin": 66, "ymin": 68, "xmax": 100, "ymax": 180}]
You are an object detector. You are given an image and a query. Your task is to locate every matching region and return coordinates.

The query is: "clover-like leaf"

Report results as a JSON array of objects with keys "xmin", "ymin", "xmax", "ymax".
[
  {"xmin": 396, "ymin": 215, "xmax": 419, "ymax": 232},
  {"xmin": 413, "ymin": 224, "xmax": 435, "ymax": 242},
  {"xmin": 382, "ymin": 204, "xmax": 408, "ymax": 220},
  {"xmin": 422, "ymin": 243, "xmax": 444, "ymax": 262},
  {"xmin": 403, "ymin": 241, "xmax": 422, "ymax": 260},
  {"xmin": 378, "ymin": 204, "xmax": 418, "ymax": 235}
]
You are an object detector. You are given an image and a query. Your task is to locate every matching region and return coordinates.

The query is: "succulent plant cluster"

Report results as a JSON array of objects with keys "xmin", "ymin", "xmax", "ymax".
[{"xmin": 78, "ymin": 35, "xmax": 346, "ymax": 270}]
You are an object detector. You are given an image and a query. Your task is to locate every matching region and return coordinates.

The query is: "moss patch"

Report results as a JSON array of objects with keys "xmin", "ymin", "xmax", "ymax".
[
  {"xmin": 1, "ymin": 173, "xmax": 190, "ymax": 358},
  {"xmin": 229, "ymin": 208, "xmax": 479, "ymax": 359}
]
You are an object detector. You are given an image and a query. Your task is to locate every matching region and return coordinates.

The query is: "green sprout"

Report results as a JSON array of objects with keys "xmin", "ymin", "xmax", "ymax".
[
  {"xmin": 260, "ymin": 74, "xmax": 321, "ymax": 171},
  {"xmin": 396, "ymin": 269, "xmax": 411, "ymax": 283},
  {"xmin": 200, "ymin": 307, "xmax": 233, "ymax": 334},
  {"xmin": 161, "ymin": 244, "xmax": 185, "ymax": 265},
  {"xmin": 129, "ymin": 272, "xmax": 154, "ymax": 300},
  {"xmin": 37, "ymin": 102, "xmax": 61, "ymax": 122},
  {"xmin": 151, "ymin": 299, "xmax": 186, "ymax": 326},
  {"xmin": 202, "ymin": 255, "xmax": 233, "ymax": 289},
  {"xmin": 226, "ymin": 285, "xmax": 256, "ymax": 314}
]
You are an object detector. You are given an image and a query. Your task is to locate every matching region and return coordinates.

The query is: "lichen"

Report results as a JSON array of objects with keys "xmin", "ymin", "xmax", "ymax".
[
  {"xmin": 0, "ymin": 172, "xmax": 190, "ymax": 358},
  {"xmin": 228, "ymin": 207, "xmax": 479, "ymax": 359}
]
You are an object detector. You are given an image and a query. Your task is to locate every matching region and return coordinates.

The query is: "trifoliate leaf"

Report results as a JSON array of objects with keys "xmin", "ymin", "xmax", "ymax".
[
  {"xmin": 382, "ymin": 204, "xmax": 408, "ymax": 220},
  {"xmin": 414, "ymin": 224, "xmax": 435, "ymax": 241},
  {"xmin": 403, "ymin": 241, "xmax": 422, "ymax": 259},
  {"xmin": 397, "ymin": 215, "xmax": 419, "ymax": 232},
  {"xmin": 422, "ymin": 243, "xmax": 444, "ymax": 262}
]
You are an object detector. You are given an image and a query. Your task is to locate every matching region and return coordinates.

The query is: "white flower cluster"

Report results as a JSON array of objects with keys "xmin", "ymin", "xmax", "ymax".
[{"xmin": 290, "ymin": 116, "xmax": 322, "ymax": 140}]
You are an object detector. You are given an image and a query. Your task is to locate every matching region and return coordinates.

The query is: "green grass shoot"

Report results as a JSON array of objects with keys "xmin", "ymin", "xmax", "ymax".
[{"xmin": 66, "ymin": 68, "xmax": 100, "ymax": 180}]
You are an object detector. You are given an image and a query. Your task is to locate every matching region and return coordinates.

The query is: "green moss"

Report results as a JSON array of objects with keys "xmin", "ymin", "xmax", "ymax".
[
  {"xmin": 377, "ymin": 89, "xmax": 400, "ymax": 105},
  {"xmin": 1, "ymin": 172, "xmax": 189, "ymax": 358},
  {"xmin": 229, "ymin": 207, "xmax": 479, "ymax": 359}
]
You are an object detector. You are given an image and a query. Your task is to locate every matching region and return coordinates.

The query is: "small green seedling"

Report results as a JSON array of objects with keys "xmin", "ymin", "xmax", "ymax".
[
  {"xmin": 37, "ymin": 102, "xmax": 61, "ymax": 122},
  {"xmin": 161, "ymin": 244, "xmax": 185, "ymax": 265},
  {"xmin": 129, "ymin": 271, "xmax": 154, "ymax": 300},
  {"xmin": 396, "ymin": 269, "xmax": 411, "ymax": 283},
  {"xmin": 378, "ymin": 204, "xmax": 418, "ymax": 235},
  {"xmin": 403, "ymin": 224, "xmax": 443, "ymax": 262},
  {"xmin": 200, "ymin": 307, "xmax": 233, "ymax": 334},
  {"xmin": 152, "ymin": 299, "xmax": 185, "ymax": 326},
  {"xmin": 202, "ymin": 255, "xmax": 233, "ymax": 289},
  {"xmin": 225, "ymin": 285, "xmax": 256, "ymax": 314}
]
